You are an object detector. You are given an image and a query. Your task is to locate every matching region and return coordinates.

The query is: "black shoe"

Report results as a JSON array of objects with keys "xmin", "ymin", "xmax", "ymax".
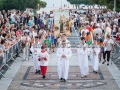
[
  {"xmin": 94, "ymin": 71, "xmax": 98, "ymax": 74},
  {"xmin": 16, "ymin": 54, "xmax": 20, "ymax": 57},
  {"xmin": 38, "ymin": 70, "xmax": 41, "ymax": 74},
  {"xmin": 42, "ymin": 75, "xmax": 45, "ymax": 79},
  {"xmin": 60, "ymin": 78, "xmax": 63, "ymax": 82},
  {"xmin": 102, "ymin": 61, "xmax": 105, "ymax": 64},
  {"xmin": 102, "ymin": 60, "xmax": 106, "ymax": 64},
  {"xmin": 63, "ymin": 79, "xmax": 66, "ymax": 82},
  {"xmin": 60, "ymin": 78, "xmax": 63, "ymax": 80},
  {"xmin": 35, "ymin": 70, "xmax": 38, "ymax": 74},
  {"xmin": 37, "ymin": 70, "xmax": 41, "ymax": 74}
]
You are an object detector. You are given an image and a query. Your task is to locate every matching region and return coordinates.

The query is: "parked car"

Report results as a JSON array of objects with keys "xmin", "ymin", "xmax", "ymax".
[{"xmin": 78, "ymin": 10, "xmax": 86, "ymax": 14}]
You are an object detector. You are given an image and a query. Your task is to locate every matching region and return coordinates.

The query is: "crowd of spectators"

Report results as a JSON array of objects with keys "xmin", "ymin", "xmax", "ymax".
[{"xmin": 0, "ymin": 8, "xmax": 120, "ymax": 68}]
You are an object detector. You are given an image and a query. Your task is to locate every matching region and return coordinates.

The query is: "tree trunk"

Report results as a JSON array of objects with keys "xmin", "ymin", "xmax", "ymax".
[{"xmin": 75, "ymin": 4, "xmax": 77, "ymax": 9}]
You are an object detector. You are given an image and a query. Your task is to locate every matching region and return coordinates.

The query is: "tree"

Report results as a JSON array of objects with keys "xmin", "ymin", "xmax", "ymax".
[
  {"xmin": 67, "ymin": 0, "xmax": 120, "ymax": 12},
  {"xmin": 90, "ymin": 0, "xmax": 120, "ymax": 12},
  {"xmin": 0, "ymin": 0, "xmax": 47, "ymax": 11},
  {"xmin": 67, "ymin": 0, "xmax": 91, "ymax": 5},
  {"xmin": 39, "ymin": 0, "xmax": 47, "ymax": 8},
  {"xmin": 67, "ymin": 0, "xmax": 91, "ymax": 9}
]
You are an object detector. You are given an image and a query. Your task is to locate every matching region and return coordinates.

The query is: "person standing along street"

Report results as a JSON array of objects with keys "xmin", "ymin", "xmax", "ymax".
[{"xmin": 22, "ymin": 32, "xmax": 31, "ymax": 61}]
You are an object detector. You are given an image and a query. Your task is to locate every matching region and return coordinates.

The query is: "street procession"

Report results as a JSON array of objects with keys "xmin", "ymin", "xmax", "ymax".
[{"xmin": 0, "ymin": 0, "xmax": 120, "ymax": 90}]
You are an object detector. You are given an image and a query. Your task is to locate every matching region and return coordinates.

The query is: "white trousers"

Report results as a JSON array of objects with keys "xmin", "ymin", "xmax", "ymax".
[{"xmin": 23, "ymin": 46, "xmax": 29, "ymax": 60}]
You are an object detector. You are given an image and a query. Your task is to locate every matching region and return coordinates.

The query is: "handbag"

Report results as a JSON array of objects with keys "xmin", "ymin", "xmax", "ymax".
[
  {"xmin": 102, "ymin": 39, "xmax": 111, "ymax": 53},
  {"xmin": 21, "ymin": 42, "xmax": 26, "ymax": 48}
]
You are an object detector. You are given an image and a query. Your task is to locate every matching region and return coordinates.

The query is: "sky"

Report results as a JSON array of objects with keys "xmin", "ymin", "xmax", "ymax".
[{"xmin": 42, "ymin": 0, "xmax": 70, "ymax": 7}]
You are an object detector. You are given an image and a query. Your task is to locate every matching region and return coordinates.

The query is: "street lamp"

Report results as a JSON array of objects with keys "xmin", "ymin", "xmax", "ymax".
[
  {"xmin": 38, "ymin": 4, "xmax": 40, "ymax": 10},
  {"xmin": 61, "ymin": 0, "xmax": 62, "ymax": 9},
  {"xmin": 114, "ymin": 0, "xmax": 116, "ymax": 14}
]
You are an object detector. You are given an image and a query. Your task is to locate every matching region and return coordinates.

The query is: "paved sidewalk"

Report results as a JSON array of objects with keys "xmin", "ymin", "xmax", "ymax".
[{"xmin": 0, "ymin": 48, "xmax": 120, "ymax": 90}]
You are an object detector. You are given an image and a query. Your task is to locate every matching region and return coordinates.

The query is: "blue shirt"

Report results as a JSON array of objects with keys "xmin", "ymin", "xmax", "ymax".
[
  {"xmin": 28, "ymin": 20, "xmax": 34, "ymax": 26},
  {"xmin": 48, "ymin": 35, "xmax": 54, "ymax": 44}
]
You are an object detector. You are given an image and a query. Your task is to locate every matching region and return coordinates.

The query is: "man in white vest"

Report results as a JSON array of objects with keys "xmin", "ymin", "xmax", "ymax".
[
  {"xmin": 30, "ymin": 36, "xmax": 41, "ymax": 74},
  {"xmin": 90, "ymin": 38, "xmax": 100, "ymax": 74},
  {"xmin": 56, "ymin": 40, "xmax": 72, "ymax": 82}
]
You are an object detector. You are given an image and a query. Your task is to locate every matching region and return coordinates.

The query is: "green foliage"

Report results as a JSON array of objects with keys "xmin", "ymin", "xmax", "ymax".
[
  {"xmin": 67, "ymin": 0, "xmax": 120, "ymax": 12},
  {"xmin": 67, "ymin": 0, "xmax": 91, "ymax": 5},
  {"xmin": 90, "ymin": 0, "xmax": 120, "ymax": 12},
  {"xmin": 0, "ymin": 0, "xmax": 47, "ymax": 11}
]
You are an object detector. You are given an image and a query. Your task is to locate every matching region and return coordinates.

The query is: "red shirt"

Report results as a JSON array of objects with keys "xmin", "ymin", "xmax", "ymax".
[
  {"xmin": 86, "ymin": 26, "xmax": 92, "ymax": 32},
  {"xmin": 16, "ymin": 30, "xmax": 22, "ymax": 35},
  {"xmin": 116, "ymin": 37, "xmax": 120, "ymax": 41},
  {"xmin": 92, "ymin": 25, "xmax": 97, "ymax": 29}
]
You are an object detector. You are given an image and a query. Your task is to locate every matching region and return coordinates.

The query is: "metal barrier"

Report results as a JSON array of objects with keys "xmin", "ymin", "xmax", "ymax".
[
  {"xmin": 111, "ymin": 38, "xmax": 120, "ymax": 63},
  {"xmin": 0, "ymin": 40, "xmax": 22, "ymax": 78}
]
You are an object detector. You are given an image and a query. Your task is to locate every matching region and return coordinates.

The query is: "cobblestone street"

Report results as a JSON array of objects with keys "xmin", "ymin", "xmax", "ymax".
[{"xmin": 3, "ymin": 49, "xmax": 119, "ymax": 90}]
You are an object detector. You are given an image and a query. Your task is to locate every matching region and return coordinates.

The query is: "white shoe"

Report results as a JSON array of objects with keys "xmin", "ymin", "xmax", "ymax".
[
  {"xmin": 81, "ymin": 75, "xmax": 84, "ymax": 78},
  {"xmin": 22, "ymin": 59, "xmax": 25, "ymax": 61}
]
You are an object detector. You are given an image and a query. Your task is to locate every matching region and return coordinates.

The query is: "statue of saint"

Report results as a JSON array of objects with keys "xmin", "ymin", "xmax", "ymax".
[{"xmin": 59, "ymin": 16, "xmax": 63, "ymax": 33}]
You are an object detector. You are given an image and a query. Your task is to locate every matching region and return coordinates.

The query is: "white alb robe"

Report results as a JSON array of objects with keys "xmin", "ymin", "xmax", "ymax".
[
  {"xmin": 56, "ymin": 47, "xmax": 72, "ymax": 80},
  {"xmin": 90, "ymin": 44, "xmax": 100, "ymax": 71},
  {"xmin": 77, "ymin": 43, "xmax": 89, "ymax": 76},
  {"xmin": 30, "ymin": 42, "xmax": 41, "ymax": 70}
]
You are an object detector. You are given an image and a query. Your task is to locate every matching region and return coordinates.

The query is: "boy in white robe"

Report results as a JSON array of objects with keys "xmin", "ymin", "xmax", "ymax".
[
  {"xmin": 56, "ymin": 40, "xmax": 72, "ymax": 82},
  {"xmin": 30, "ymin": 36, "xmax": 41, "ymax": 74},
  {"xmin": 59, "ymin": 34, "xmax": 71, "ymax": 48},
  {"xmin": 90, "ymin": 38, "xmax": 100, "ymax": 74},
  {"xmin": 77, "ymin": 37, "xmax": 89, "ymax": 78},
  {"xmin": 38, "ymin": 46, "xmax": 49, "ymax": 79}
]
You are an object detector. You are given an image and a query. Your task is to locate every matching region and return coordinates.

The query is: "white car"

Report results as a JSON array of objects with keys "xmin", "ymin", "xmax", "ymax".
[{"xmin": 78, "ymin": 10, "xmax": 86, "ymax": 14}]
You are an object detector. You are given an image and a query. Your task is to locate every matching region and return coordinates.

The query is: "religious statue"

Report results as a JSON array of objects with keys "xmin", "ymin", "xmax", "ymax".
[{"xmin": 59, "ymin": 17, "xmax": 63, "ymax": 33}]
